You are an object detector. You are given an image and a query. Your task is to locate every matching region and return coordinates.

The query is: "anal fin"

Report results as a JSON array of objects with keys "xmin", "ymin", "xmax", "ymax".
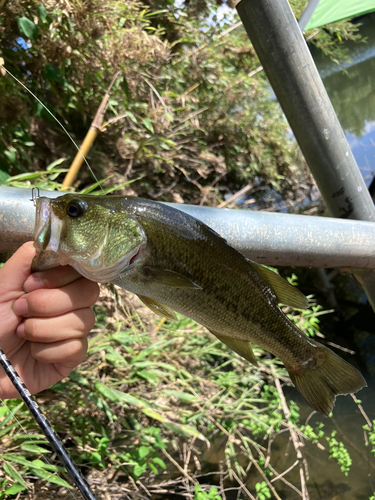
[
  {"xmin": 209, "ymin": 330, "xmax": 258, "ymax": 366},
  {"xmin": 137, "ymin": 295, "xmax": 177, "ymax": 321}
]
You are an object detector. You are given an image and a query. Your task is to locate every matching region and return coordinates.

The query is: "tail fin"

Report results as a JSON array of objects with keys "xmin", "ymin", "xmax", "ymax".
[{"xmin": 287, "ymin": 342, "xmax": 366, "ymax": 416}]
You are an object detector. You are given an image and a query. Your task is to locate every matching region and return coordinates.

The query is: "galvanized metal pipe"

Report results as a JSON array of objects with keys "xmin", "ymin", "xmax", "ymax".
[
  {"xmin": 236, "ymin": 0, "xmax": 375, "ymax": 309},
  {"xmin": 1, "ymin": 186, "xmax": 375, "ymax": 270},
  {"xmin": 236, "ymin": 0, "xmax": 375, "ymax": 221}
]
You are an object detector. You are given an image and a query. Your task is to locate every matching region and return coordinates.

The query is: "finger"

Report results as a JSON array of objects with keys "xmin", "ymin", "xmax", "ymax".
[
  {"xmin": 13, "ymin": 278, "xmax": 100, "ymax": 318},
  {"xmin": 1, "ymin": 242, "xmax": 35, "ymax": 296},
  {"xmin": 31, "ymin": 337, "xmax": 88, "ymax": 369},
  {"xmin": 24, "ymin": 265, "xmax": 84, "ymax": 293},
  {"xmin": 16, "ymin": 308, "xmax": 96, "ymax": 342}
]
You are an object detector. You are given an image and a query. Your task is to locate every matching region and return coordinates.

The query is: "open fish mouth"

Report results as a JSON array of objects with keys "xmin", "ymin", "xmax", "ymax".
[
  {"xmin": 32, "ymin": 197, "xmax": 70, "ymax": 271},
  {"xmin": 34, "ymin": 198, "xmax": 62, "ymax": 252},
  {"xmin": 32, "ymin": 196, "xmax": 147, "ymax": 280}
]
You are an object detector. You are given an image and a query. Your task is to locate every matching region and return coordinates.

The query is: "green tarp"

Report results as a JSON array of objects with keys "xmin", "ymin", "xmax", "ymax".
[{"xmin": 304, "ymin": 0, "xmax": 375, "ymax": 30}]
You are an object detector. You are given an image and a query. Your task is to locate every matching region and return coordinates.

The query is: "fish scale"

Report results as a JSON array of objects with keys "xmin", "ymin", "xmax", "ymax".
[{"xmin": 32, "ymin": 194, "xmax": 367, "ymax": 416}]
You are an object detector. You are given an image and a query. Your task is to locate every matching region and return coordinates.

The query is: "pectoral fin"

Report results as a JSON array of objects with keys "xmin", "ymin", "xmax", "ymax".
[
  {"xmin": 249, "ymin": 261, "xmax": 308, "ymax": 309},
  {"xmin": 143, "ymin": 266, "xmax": 202, "ymax": 289},
  {"xmin": 137, "ymin": 295, "xmax": 177, "ymax": 321},
  {"xmin": 209, "ymin": 331, "xmax": 259, "ymax": 366}
]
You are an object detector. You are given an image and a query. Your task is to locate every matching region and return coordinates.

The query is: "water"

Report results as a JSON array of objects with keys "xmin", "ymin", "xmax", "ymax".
[
  {"xmin": 267, "ymin": 383, "xmax": 375, "ymax": 499},
  {"xmin": 235, "ymin": 13, "xmax": 375, "ymax": 212},
  {"xmin": 230, "ymin": 19, "xmax": 375, "ymax": 498},
  {"xmin": 312, "ymin": 13, "xmax": 375, "ymax": 189},
  {"xmin": 269, "ymin": 22, "xmax": 375, "ymax": 498}
]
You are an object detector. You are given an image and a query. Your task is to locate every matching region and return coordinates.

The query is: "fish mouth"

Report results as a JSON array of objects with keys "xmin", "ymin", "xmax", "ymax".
[
  {"xmin": 34, "ymin": 198, "xmax": 65, "ymax": 251},
  {"xmin": 32, "ymin": 197, "xmax": 69, "ymax": 271},
  {"xmin": 32, "ymin": 196, "xmax": 148, "ymax": 280}
]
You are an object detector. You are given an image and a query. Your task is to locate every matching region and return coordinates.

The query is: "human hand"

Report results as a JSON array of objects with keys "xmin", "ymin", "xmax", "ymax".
[{"xmin": 0, "ymin": 242, "xmax": 100, "ymax": 399}]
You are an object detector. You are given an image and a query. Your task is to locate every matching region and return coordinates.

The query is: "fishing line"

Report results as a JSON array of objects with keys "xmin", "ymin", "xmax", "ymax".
[
  {"xmin": 0, "ymin": 347, "xmax": 99, "ymax": 500},
  {"xmin": 0, "ymin": 65, "xmax": 108, "ymax": 497},
  {"xmin": 0, "ymin": 64, "xmax": 101, "ymax": 188}
]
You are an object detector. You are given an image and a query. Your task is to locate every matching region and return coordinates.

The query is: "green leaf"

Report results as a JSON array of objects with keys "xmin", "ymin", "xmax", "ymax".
[
  {"xmin": 3, "ymin": 454, "xmax": 34, "ymax": 468},
  {"xmin": 44, "ymin": 64, "xmax": 65, "ymax": 86},
  {"xmin": 6, "ymin": 171, "xmax": 48, "ymax": 181},
  {"xmin": 3, "ymin": 484, "xmax": 26, "ymax": 495},
  {"xmin": 149, "ymin": 463, "xmax": 158, "ymax": 474},
  {"xmin": 47, "ymin": 158, "xmax": 66, "ymax": 170},
  {"xmin": 68, "ymin": 371, "xmax": 90, "ymax": 387},
  {"xmin": 163, "ymin": 390, "xmax": 199, "ymax": 403},
  {"xmin": 141, "ymin": 408, "xmax": 165, "ymax": 422},
  {"xmin": 142, "ymin": 118, "xmax": 154, "ymax": 133},
  {"xmin": 126, "ymin": 110, "xmax": 137, "ymax": 123},
  {"xmin": 37, "ymin": 5, "xmax": 48, "ymax": 23},
  {"xmin": 3, "ymin": 462, "xmax": 28, "ymax": 488},
  {"xmin": 133, "ymin": 463, "xmax": 147, "ymax": 477},
  {"xmin": 137, "ymin": 369, "xmax": 159, "ymax": 383},
  {"xmin": 152, "ymin": 457, "xmax": 166, "ymax": 469},
  {"xmin": 30, "ymin": 460, "xmax": 65, "ymax": 473},
  {"xmin": 0, "ymin": 169, "xmax": 10, "ymax": 184},
  {"xmin": 4, "ymin": 148, "xmax": 17, "ymax": 164},
  {"xmin": 122, "ymin": 76, "xmax": 131, "ymax": 102},
  {"xmin": 31, "ymin": 469, "xmax": 72, "ymax": 488},
  {"xmin": 21, "ymin": 443, "xmax": 50, "ymax": 454},
  {"xmin": 17, "ymin": 17, "xmax": 39, "ymax": 41},
  {"xmin": 94, "ymin": 382, "xmax": 146, "ymax": 408},
  {"xmin": 138, "ymin": 445, "xmax": 151, "ymax": 459},
  {"xmin": 163, "ymin": 422, "xmax": 204, "ymax": 439},
  {"xmin": 144, "ymin": 9, "xmax": 168, "ymax": 17}
]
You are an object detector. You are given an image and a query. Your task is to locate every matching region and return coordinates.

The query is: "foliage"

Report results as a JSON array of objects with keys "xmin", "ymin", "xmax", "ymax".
[
  {"xmin": 0, "ymin": 0, "xmax": 365, "ymax": 209},
  {"xmin": 194, "ymin": 484, "xmax": 222, "ymax": 500},
  {"xmin": 0, "ymin": 400, "xmax": 70, "ymax": 498},
  {"xmin": 0, "ymin": 0, "xmax": 372, "ymax": 498},
  {"xmin": 325, "ymin": 430, "xmax": 352, "ymax": 475},
  {"xmin": 255, "ymin": 481, "xmax": 271, "ymax": 500},
  {"xmin": 363, "ymin": 420, "xmax": 375, "ymax": 456},
  {"xmin": 301, "ymin": 421, "xmax": 354, "ymax": 476},
  {"xmin": 0, "ymin": 285, "xmax": 372, "ymax": 499}
]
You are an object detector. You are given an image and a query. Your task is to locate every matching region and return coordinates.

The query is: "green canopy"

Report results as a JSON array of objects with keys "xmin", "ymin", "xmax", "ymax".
[{"xmin": 302, "ymin": 0, "xmax": 375, "ymax": 30}]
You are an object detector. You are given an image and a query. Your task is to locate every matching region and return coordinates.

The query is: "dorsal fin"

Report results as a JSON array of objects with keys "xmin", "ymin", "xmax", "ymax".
[{"xmin": 249, "ymin": 261, "xmax": 309, "ymax": 309}]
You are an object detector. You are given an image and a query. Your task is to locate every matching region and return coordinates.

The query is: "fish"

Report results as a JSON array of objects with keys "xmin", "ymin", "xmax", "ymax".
[{"xmin": 32, "ymin": 193, "xmax": 366, "ymax": 416}]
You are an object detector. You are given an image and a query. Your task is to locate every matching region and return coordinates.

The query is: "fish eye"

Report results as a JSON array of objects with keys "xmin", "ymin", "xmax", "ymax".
[{"xmin": 66, "ymin": 200, "xmax": 87, "ymax": 218}]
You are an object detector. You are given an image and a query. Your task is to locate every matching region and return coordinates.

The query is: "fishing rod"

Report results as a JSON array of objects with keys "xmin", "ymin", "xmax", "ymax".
[
  {"xmin": 0, "ymin": 346, "xmax": 99, "ymax": 500},
  {"xmin": 0, "ymin": 62, "xmax": 107, "ymax": 498},
  {"xmin": 0, "ymin": 187, "xmax": 99, "ymax": 499}
]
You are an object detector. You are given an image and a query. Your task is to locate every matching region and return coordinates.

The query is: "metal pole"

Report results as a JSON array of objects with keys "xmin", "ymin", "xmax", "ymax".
[
  {"xmin": 2, "ymin": 186, "xmax": 375, "ymax": 269},
  {"xmin": 236, "ymin": 0, "xmax": 375, "ymax": 309}
]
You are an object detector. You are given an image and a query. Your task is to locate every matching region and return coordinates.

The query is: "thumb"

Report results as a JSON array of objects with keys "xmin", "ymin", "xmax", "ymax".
[{"xmin": 1, "ymin": 242, "xmax": 35, "ymax": 294}]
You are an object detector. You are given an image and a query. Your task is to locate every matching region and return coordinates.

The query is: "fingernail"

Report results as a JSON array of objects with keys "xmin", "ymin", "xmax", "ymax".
[
  {"xmin": 16, "ymin": 323, "xmax": 25, "ymax": 338},
  {"xmin": 13, "ymin": 298, "xmax": 28, "ymax": 317},
  {"xmin": 24, "ymin": 273, "xmax": 44, "ymax": 293}
]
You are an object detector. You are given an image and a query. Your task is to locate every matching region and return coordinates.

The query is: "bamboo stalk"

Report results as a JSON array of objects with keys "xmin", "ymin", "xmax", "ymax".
[{"xmin": 61, "ymin": 72, "xmax": 120, "ymax": 191}]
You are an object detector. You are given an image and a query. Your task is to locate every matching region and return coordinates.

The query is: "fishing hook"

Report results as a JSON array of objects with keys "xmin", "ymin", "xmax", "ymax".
[{"xmin": 30, "ymin": 187, "xmax": 40, "ymax": 206}]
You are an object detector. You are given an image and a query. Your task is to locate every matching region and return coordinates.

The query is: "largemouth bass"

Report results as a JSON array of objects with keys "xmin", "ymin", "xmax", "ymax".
[{"xmin": 32, "ymin": 194, "xmax": 366, "ymax": 415}]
